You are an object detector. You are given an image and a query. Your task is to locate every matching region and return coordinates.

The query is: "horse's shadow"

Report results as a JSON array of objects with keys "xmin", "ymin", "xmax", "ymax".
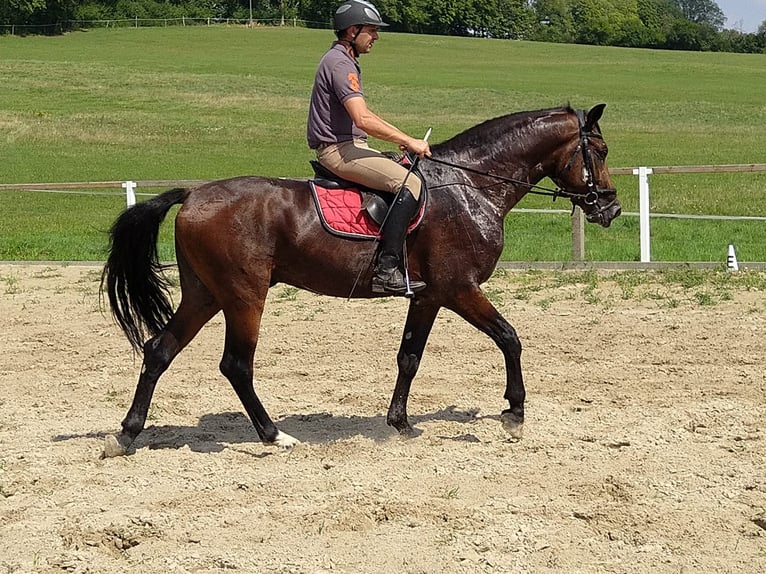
[{"xmin": 54, "ymin": 406, "xmax": 494, "ymax": 455}]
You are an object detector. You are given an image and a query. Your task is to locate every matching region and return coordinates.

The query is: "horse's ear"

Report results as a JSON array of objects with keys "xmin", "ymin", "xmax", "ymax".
[{"xmin": 585, "ymin": 103, "xmax": 606, "ymax": 131}]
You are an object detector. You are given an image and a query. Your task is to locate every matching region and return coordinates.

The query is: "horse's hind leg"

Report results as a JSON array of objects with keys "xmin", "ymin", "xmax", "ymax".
[
  {"xmin": 387, "ymin": 302, "xmax": 440, "ymax": 436},
  {"xmin": 104, "ymin": 282, "xmax": 219, "ymax": 457},
  {"xmin": 448, "ymin": 287, "xmax": 525, "ymax": 439},
  {"xmin": 218, "ymin": 300, "xmax": 299, "ymax": 449}
]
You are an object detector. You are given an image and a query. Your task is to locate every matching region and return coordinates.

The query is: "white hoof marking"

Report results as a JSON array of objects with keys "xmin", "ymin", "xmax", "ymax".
[
  {"xmin": 272, "ymin": 431, "xmax": 300, "ymax": 449},
  {"xmin": 500, "ymin": 414, "xmax": 524, "ymax": 440},
  {"xmin": 103, "ymin": 435, "xmax": 128, "ymax": 458}
]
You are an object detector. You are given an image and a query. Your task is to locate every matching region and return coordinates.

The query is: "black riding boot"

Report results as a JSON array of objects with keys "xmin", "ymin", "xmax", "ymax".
[{"xmin": 372, "ymin": 188, "xmax": 426, "ymax": 295}]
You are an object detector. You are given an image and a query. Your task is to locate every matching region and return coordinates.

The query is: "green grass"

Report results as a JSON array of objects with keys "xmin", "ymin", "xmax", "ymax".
[
  {"xmin": 1, "ymin": 26, "xmax": 765, "ymax": 262},
  {"xmin": 489, "ymin": 267, "xmax": 766, "ymax": 310}
]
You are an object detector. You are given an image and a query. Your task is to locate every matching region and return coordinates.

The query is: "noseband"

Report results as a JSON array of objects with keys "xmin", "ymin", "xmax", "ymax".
[{"xmin": 425, "ymin": 110, "xmax": 616, "ymax": 207}]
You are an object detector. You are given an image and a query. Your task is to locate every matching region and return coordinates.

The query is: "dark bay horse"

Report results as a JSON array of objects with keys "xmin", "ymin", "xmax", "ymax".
[{"xmin": 102, "ymin": 104, "xmax": 620, "ymax": 456}]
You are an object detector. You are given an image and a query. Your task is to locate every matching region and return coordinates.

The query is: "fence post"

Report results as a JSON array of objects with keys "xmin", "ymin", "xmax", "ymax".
[
  {"xmin": 633, "ymin": 166, "xmax": 653, "ymax": 262},
  {"xmin": 571, "ymin": 206, "xmax": 585, "ymax": 261},
  {"xmin": 122, "ymin": 181, "xmax": 137, "ymax": 207}
]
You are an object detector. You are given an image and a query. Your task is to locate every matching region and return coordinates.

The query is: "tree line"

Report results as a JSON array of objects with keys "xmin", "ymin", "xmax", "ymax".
[{"xmin": 3, "ymin": 0, "xmax": 765, "ymax": 54}]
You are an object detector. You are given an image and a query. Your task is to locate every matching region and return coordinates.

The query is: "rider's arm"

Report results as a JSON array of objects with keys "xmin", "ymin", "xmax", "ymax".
[{"xmin": 344, "ymin": 96, "xmax": 431, "ymax": 158}]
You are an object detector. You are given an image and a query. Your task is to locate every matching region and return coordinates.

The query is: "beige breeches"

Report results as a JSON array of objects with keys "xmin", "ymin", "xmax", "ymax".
[{"xmin": 316, "ymin": 139, "xmax": 421, "ymax": 200}]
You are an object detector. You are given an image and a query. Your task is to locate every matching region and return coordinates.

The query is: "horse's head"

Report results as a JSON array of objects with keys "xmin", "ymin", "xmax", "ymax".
[{"xmin": 551, "ymin": 104, "xmax": 621, "ymax": 228}]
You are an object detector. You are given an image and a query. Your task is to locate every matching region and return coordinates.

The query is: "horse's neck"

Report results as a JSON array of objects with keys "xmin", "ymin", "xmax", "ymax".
[{"xmin": 433, "ymin": 114, "xmax": 570, "ymax": 216}]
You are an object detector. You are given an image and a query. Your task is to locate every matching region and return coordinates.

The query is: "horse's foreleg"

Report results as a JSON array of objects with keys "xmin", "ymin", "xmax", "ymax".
[
  {"xmin": 387, "ymin": 302, "xmax": 440, "ymax": 436},
  {"xmin": 219, "ymin": 311, "xmax": 299, "ymax": 449},
  {"xmin": 449, "ymin": 288, "xmax": 525, "ymax": 439}
]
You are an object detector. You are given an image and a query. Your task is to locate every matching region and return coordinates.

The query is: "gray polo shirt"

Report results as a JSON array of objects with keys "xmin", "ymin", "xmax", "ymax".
[{"xmin": 307, "ymin": 42, "xmax": 367, "ymax": 149}]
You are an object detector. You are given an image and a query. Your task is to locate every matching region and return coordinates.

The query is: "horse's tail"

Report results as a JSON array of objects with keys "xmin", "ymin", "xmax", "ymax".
[{"xmin": 101, "ymin": 187, "xmax": 187, "ymax": 353}]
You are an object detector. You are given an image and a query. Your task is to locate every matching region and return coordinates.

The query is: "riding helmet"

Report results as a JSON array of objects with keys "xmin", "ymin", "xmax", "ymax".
[{"xmin": 333, "ymin": 0, "xmax": 389, "ymax": 31}]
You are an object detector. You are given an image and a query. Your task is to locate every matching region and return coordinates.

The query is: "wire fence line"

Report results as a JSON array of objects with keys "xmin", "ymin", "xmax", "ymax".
[
  {"xmin": 5, "ymin": 188, "xmax": 762, "ymax": 223},
  {"xmin": 3, "ymin": 164, "xmax": 766, "ymax": 223},
  {"xmin": 2, "ymin": 166, "xmax": 765, "ymax": 267},
  {"xmin": 0, "ymin": 17, "xmax": 327, "ymax": 35}
]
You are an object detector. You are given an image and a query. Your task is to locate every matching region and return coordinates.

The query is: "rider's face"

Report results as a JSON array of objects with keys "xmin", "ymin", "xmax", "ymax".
[{"xmin": 353, "ymin": 25, "xmax": 379, "ymax": 54}]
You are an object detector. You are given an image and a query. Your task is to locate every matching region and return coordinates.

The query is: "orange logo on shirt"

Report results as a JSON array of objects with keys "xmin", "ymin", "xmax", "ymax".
[{"xmin": 347, "ymin": 73, "xmax": 360, "ymax": 92}]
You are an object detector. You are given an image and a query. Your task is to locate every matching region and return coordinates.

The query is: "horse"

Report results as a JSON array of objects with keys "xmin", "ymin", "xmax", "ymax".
[{"xmin": 101, "ymin": 104, "xmax": 620, "ymax": 456}]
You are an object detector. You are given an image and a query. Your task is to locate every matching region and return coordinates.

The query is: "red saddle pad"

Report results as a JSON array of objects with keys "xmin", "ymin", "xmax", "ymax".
[{"xmin": 309, "ymin": 182, "xmax": 424, "ymax": 240}]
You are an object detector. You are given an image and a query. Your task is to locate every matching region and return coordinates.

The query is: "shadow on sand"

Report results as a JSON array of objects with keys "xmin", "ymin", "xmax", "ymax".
[{"xmin": 54, "ymin": 406, "xmax": 496, "ymax": 454}]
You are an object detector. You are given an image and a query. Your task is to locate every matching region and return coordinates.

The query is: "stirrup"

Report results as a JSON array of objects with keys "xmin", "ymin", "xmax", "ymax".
[{"xmin": 372, "ymin": 265, "xmax": 426, "ymax": 295}]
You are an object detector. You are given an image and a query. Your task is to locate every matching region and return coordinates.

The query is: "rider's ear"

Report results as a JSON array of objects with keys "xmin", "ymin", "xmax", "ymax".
[{"xmin": 585, "ymin": 104, "xmax": 606, "ymax": 131}]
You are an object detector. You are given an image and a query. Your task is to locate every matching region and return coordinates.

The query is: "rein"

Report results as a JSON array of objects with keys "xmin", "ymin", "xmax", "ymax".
[
  {"xmin": 424, "ymin": 110, "xmax": 616, "ymax": 206},
  {"xmin": 424, "ymin": 155, "xmax": 576, "ymax": 202}
]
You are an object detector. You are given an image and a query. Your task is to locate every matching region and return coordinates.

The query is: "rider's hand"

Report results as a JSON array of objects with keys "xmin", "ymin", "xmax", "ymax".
[{"xmin": 401, "ymin": 138, "xmax": 431, "ymax": 159}]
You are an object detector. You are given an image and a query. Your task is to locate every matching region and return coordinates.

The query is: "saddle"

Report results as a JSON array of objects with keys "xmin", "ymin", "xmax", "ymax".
[{"xmin": 308, "ymin": 154, "xmax": 427, "ymax": 240}]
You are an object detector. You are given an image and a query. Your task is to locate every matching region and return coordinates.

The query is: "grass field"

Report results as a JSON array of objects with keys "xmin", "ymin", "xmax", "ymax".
[{"xmin": 1, "ymin": 26, "xmax": 765, "ymax": 262}]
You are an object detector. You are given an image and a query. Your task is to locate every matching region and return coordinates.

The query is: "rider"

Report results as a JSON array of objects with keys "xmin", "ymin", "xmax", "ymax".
[{"xmin": 307, "ymin": 0, "xmax": 430, "ymax": 295}]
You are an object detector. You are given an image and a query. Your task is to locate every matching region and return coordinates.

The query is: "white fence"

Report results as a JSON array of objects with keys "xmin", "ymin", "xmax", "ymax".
[
  {"xmin": 2, "ymin": 164, "xmax": 766, "ymax": 264},
  {"xmin": 558, "ymin": 163, "xmax": 766, "ymax": 263}
]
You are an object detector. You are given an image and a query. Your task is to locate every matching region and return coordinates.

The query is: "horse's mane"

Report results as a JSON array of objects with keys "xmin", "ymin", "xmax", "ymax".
[{"xmin": 432, "ymin": 105, "xmax": 575, "ymax": 156}]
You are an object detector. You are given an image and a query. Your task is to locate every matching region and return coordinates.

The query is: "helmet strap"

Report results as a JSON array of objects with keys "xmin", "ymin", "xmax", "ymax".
[{"xmin": 349, "ymin": 25, "xmax": 363, "ymax": 57}]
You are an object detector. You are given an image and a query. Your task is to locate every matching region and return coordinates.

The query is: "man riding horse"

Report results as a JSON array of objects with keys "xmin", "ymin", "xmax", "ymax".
[{"xmin": 307, "ymin": 0, "xmax": 431, "ymax": 296}]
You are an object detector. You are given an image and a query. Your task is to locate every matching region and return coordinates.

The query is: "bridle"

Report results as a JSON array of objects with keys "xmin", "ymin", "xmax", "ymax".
[
  {"xmin": 425, "ymin": 110, "xmax": 617, "ymax": 208},
  {"xmin": 552, "ymin": 109, "xmax": 617, "ymax": 207}
]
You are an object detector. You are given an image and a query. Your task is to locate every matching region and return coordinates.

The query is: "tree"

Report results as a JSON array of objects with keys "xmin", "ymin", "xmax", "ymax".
[
  {"xmin": 614, "ymin": 17, "xmax": 651, "ymax": 47},
  {"xmin": 378, "ymin": 0, "xmax": 433, "ymax": 33},
  {"xmin": 571, "ymin": 0, "xmax": 614, "ymax": 44},
  {"xmin": 494, "ymin": 0, "xmax": 537, "ymax": 39},
  {"xmin": 571, "ymin": 0, "xmax": 640, "ymax": 46},
  {"xmin": 673, "ymin": 0, "xmax": 724, "ymax": 30},
  {"xmin": 665, "ymin": 17, "xmax": 718, "ymax": 49},
  {"xmin": 717, "ymin": 28, "xmax": 765, "ymax": 53},
  {"xmin": 1, "ymin": 0, "xmax": 78, "ymax": 32},
  {"xmin": 635, "ymin": 0, "xmax": 682, "ymax": 46},
  {"xmin": 2, "ymin": 0, "xmax": 759, "ymax": 53},
  {"xmin": 427, "ymin": 0, "xmax": 461, "ymax": 35},
  {"xmin": 530, "ymin": 0, "xmax": 577, "ymax": 43},
  {"xmin": 298, "ymin": 0, "xmax": 337, "ymax": 29},
  {"xmin": 279, "ymin": 0, "xmax": 299, "ymax": 23}
]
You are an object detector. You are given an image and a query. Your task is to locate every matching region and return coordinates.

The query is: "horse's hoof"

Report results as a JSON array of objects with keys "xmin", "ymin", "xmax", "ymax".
[
  {"xmin": 397, "ymin": 425, "xmax": 421, "ymax": 439},
  {"xmin": 500, "ymin": 411, "xmax": 524, "ymax": 440},
  {"xmin": 388, "ymin": 417, "xmax": 418, "ymax": 438},
  {"xmin": 271, "ymin": 430, "xmax": 300, "ymax": 449},
  {"xmin": 102, "ymin": 433, "xmax": 132, "ymax": 458}
]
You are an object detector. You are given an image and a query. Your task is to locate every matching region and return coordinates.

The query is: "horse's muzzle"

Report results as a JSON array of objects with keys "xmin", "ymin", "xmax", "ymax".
[{"xmin": 586, "ymin": 198, "xmax": 621, "ymax": 228}]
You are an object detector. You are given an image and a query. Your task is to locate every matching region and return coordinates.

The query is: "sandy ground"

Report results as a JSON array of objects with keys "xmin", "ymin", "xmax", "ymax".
[{"xmin": 0, "ymin": 263, "xmax": 764, "ymax": 574}]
